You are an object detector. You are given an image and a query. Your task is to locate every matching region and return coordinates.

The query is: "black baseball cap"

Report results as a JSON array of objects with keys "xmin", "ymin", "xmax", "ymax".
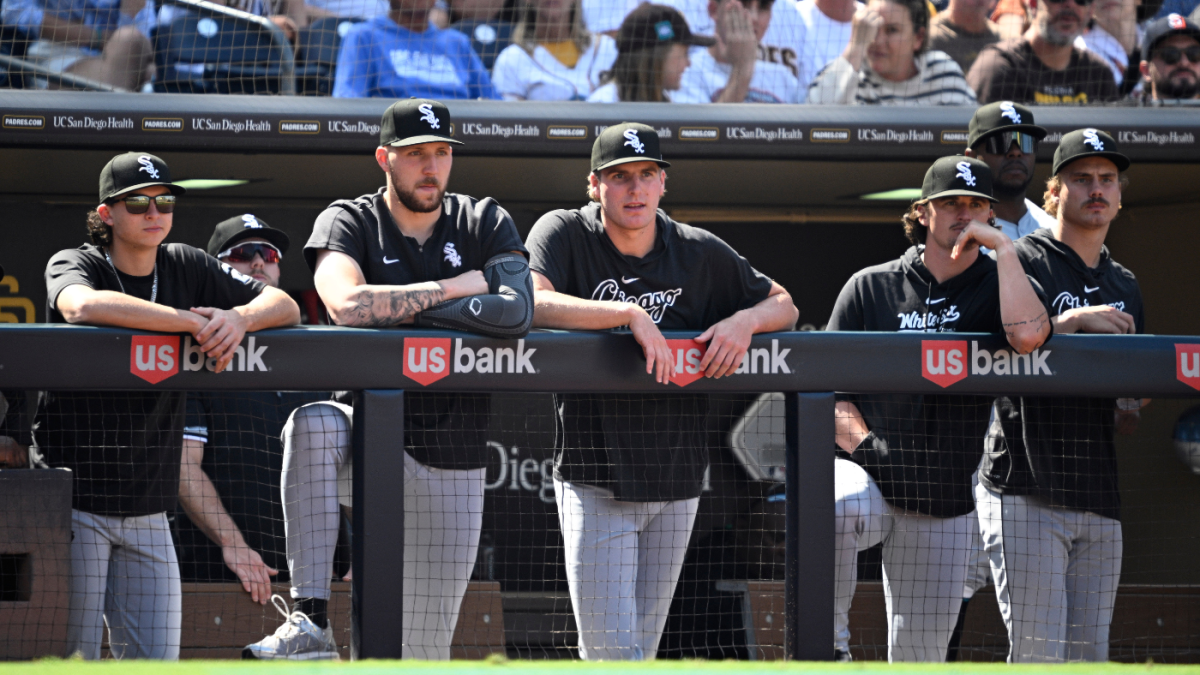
[
  {"xmin": 592, "ymin": 122, "xmax": 671, "ymax": 173},
  {"xmin": 379, "ymin": 98, "xmax": 462, "ymax": 148},
  {"xmin": 967, "ymin": 101, "xmax": 1048, "ymax": 149},
  {"xmin": 1052, "ymin": 128, "xmax": 1130, "ymax": 175},
  {"xmin": 617, "ymin": 3, "xmax": 715, "ymax": 54},
  {"xmin": 1142, "ymin": 13, "xmax": 1200, "ymax": 59},
  {"xmin": 99, "ymin": 152, "xmax": 186, "ymax": 204},
  {"xmin": 920, "ymin": 156, "xmax": 997, "ymax": 203},
  {"xmin": 207, "ymin": 214, "xmax": 291, "ymax": 258}
]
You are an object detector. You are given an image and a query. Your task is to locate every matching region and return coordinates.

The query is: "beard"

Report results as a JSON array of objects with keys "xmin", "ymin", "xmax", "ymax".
[
  {"xmin": 1038, "ymin": 11, "xmax": 1081, "ymax": 46},
  {"xmin": 389, "ymin": 163, "xmax": 445, "ymax": 213},
  {"xmin": 1159, "ymin": 71, "xmax": 1200, "ymax": 99}
]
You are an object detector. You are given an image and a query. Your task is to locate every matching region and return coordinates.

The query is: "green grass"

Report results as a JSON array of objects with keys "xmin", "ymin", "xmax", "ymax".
[{"xmin": 4, "ymin": 660, "xmax": 1200, "ymax": 675}]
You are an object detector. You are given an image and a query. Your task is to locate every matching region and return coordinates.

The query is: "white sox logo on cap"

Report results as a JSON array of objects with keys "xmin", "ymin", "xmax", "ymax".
[
  {"xmin": 242, "ymin": 214, "xmax": 263, "ymax": 228},
  {"xmin": 624, "ymin": 129, "xmax": 645, "ymax": 154},
  {"xmin": 1000, "ymin": 102, "xmax": 1021, "ymax": 124},
  {"xmin": 418, "ymin": 103, "xmax": 440, "ymax": 130},
  {"xmin": 1170, "ymin": 12, "xmax": 1186, "ymax": 28},
  {"xmin": 1083, "ymin": 129, "xmax": 1105, "ymax": 151},
  {"xmin": 955, "ymin": 161, "xmax": 977, "ymax": 186},
  {"xmin": 138, "ymin": 155, "xmax": 160, "ymax": 179}
]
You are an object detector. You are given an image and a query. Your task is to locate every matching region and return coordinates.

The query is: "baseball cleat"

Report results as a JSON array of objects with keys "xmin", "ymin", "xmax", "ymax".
[{"xmin": 242, "ymin": 595, "xmax": 339, "ymax": 660}]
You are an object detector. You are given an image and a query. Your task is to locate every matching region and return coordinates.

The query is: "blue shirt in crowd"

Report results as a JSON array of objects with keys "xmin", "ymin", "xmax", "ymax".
[{"xmin": 333, "ymin": 15, "xmax": 499, "ymax": 100}]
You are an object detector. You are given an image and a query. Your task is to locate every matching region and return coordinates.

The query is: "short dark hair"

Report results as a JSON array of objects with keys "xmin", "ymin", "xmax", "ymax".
[
  {"xmin": 888, "ymin": 0, "xmax": 929, "ymax": 53},
  {"xmin": 86, "ymin": 209, "xmax": 111, "ymax": 246}
]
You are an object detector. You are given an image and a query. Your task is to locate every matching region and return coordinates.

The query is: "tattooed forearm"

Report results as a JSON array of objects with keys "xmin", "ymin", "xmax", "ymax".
[
  {"xmin": 342, "ymin": 287, "xmax": 446, "ymax": 327},
  {"xmin": 1002, "ymin": 311, "xmax": 1048, "ymax": 329}
]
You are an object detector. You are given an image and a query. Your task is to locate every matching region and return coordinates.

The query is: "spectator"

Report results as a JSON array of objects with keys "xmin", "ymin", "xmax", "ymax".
[
  {"xmin": 449, "ymin": 0, "xmax": 516, "ymax": 70},
  {"xmin": 1075, "ymin": 0, "xmax": 1139, "ymax": 90},
  {"xmin": 173, "ymin": 215, "xmax": 328, "ymax": 598},
  {"xmin": 927, "ymin": 0, "xmax": 1001, "ymax": 72},
  {"xmin": 2, "ymin": 0, "xmax": 155, "ymax": 90},
  {"xmin": 807, "ymin": 0, "xmax": 976, "ymax": 104},
  {"xmin": 967, "ymin": 0, "xmax": 1119, "ymax": 103},
  {"xmin": 990, "ymin": 0, "xmax": 1027, "ymax": 39},
  {"xmin": 673, "ymin": 0, "xmax": 805, "ymax": 103},
  {"xmin": 1138, "ymin": 12, "xmax": 1200, "ymax": 100},
  {"xmin": 333, "ymin": 0, "xmax": 499, "ymax": 98},
  {"xmin": 964, "ymin": 101, "xmax": 1054, "ymax": 240},
  {"xmin": 492, "ymin": 0, "xmax": 616, "ymax": 100},
  {"xmin": 793, "ymin": 0, "xmax": 864, "ymax": 92},
  {"xmin": 587, "ymin": 4, "xmax": 714, "ymax": 102}
]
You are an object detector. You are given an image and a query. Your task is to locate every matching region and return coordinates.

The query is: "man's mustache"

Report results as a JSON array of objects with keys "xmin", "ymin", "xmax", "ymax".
[{"xmin": 1085, "ymin": 197, "xmax": 1110, "ymax": 207}]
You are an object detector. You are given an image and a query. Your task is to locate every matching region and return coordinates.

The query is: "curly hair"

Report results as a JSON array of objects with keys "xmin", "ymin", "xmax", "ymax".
[
  {"xmin": 1042, "ymin": 173, "xmax": 1129, "ymax": 218},
  {"xmin": 86, "ymin": 209, "xmax": 112, "ymax": 246},
  {"xmin": 901, "ymin": 201, "xmax": 927, "ymax": 245}
]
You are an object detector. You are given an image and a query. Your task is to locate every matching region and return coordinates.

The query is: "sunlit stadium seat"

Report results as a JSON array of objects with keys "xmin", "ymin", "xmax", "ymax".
[{"xmin": 153, "ymin": 14, "xmax": 290, "ymax": 94}]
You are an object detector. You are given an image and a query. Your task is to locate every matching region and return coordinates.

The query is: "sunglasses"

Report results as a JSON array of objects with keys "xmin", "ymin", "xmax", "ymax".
[
  {"xmin": 112, "ymin": 194, "xmax": 176, "ymax": 214},
  {"xmin": 979, "ymin": 131, "xmax": 1039, "ymax": 155},
  {"xmin": 1044, "ymin": 0, "xmax": 1095, "ymax": 6},
  {"xmin": 1156, "ymin": 45, "xmax": 1200, "ymax": 65},
  {"xmin": 218, "ymin": 242, "xmax": 282, "ymax": 264}
]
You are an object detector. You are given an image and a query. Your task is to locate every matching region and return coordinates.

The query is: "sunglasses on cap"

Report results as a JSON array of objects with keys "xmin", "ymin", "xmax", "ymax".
[
  {"xmin": 112, "ymin": 194, "xmax": 176, "ymax": 214},
  {"xmin": 979, "ymin": 131, "xmax": 1039, "ymax": 155},
  {"xmin": 218, "ymin": 242, "xmax": 282, "ymax": 264},
  {"xmin": 1156, "ymin": 44, "xmax": 1200, "ymax": 65}
]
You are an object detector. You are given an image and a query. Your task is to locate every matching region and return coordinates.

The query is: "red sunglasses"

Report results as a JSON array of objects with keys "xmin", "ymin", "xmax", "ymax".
[{"xmin": 218, "ymin": 242, "xmax": 282, "ymax": 263}]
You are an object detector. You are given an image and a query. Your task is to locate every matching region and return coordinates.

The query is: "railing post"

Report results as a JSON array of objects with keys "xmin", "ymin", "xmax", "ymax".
[
  {"xmin": 351, "ymin": 390, "xmax": 405, "ymax": 659},
  {"xmin": 785, "ymin": 392, "xmax": 835, "ymax": 660}
]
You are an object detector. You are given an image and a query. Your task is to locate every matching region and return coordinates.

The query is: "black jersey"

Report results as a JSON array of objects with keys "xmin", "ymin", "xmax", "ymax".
[
  {"xmin": 305, "ymin": 188, "xmax": 527, "ymax": 470},
  {"xmin": 981, "ymin": 228, "xmax": 1144, "ymax": 520},
  {"xmin": 526, "ymin": 202, "xmax": 774, "ymax": 502},
  {"xmin": 828, "ymin": 246, "xmax": 1049, "ymax": 518},
  {"xmin": 174, "ymin": 391, "xmax": 328, "ymax": 582},
  {"xmin": 40, "ymin": 243, "xmax": 266, "ymax": 517}
]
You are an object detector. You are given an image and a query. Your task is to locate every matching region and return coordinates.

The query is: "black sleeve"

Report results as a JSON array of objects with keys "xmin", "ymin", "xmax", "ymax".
[
  {"xmin": 525, "ymin": 210, "xmax": 575, "ymax": 292},
  {"xmin": 1134, "ymin": 284, "xmax": 1146, "ymax": 334},
  {"xmin": 706, "ymin": 234, "xmax": 774, "ymax": 313},
  {"xmin": 45, "ymin": 249, "xmax": 105, "ymax": 312},
  {"xmin": 184, "ymin": 246, "xmax": 267, "ymax": 309},
  {"xmin": 305, "ymin": 205, "xmax": 367, "ymax": 273},
  {"xmin": 474, "ymin": 198, "xmax": 528, "ymax": 260},
  {"xmin": 183, "ymin": 395, "xmax": 210, "ymax": 445},
  {"xmin": 827, "ymin": 275, "xmax": 865, "ymax": 332}
]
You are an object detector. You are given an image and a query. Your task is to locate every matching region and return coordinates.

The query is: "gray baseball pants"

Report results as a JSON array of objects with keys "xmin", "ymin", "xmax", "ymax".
[
  {"xmin": 67, "ymin": 509, "xmax": 181, "ymax": 660},
  {"xmin": 281, "ymin": 401, "xmax": 485, "ymax": 659},
  {"xmin": 554, "ymin": 478, "xmax": 699, "ymax": 661},
  {"xmin": 975, "ymin": 482, "xmax": 1122, "ymax": 662},
  {"xmin": 834, "ymin": 458, "xmax": 974, "ymax": 662}
]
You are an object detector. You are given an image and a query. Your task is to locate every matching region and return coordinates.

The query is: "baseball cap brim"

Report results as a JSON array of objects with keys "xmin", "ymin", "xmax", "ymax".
[
  {"xmin": 106, "ymin": 181, "xmax": 187, "ymax": 202},
  {"xmin": 1053, "ymin": 151, "xmax": 1131, "ymax": 176},
  {"xmin": 385, "ymin": 134, "xmax": 464, "ymax": 148},
  {"xmin": 592, "ymin": 155, "xmax": 672, "ymax": 173},
  {"xmin": 216, "ymin": 228, "xmax": 291, "ymax": 257},
  {"xmin": 924, "ymin": 188, "xmax": 999, "ymax": 203}
]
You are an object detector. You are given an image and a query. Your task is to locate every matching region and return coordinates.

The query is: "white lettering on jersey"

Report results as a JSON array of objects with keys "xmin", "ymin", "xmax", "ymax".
[
  {"xmin": 1052, "ymin": 291, "xmax": 1125, "ymax": 315},
  {"xmin": 591, "ymin": 279, "xmax": 681, "ymax": 323},
  {"xmin": 896, "ymin": 305, "xmax": 961, "ymax": 331}
]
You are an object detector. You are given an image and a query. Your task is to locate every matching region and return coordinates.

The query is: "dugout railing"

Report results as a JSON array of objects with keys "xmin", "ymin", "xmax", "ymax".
[{"xmin": 1, "ymin": 325, "xmax": 1198, "ymax": 660}]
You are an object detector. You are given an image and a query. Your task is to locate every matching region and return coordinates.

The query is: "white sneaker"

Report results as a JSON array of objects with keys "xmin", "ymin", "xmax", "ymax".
[{"xmin": 243, "ymin": 595, "xmax": 339, "ymax": 660}]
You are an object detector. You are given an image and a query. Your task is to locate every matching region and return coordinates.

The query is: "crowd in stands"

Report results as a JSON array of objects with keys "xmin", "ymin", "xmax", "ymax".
[{"xmin": 3, "ymin": 0, "xmax": 1199, "ymax": 102}]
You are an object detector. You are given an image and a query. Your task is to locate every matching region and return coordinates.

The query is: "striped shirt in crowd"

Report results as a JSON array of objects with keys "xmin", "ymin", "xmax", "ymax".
[{"xmin": 806, "ymin": 50, "xmax": 977, "ymax": 106}]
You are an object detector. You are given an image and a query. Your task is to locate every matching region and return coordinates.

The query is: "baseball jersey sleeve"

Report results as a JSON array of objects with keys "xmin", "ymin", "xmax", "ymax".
[
  {"xmin": 474, "ymin": 198, "xmax": 528, "ymax": 260},
  {"xmin": 525, "ymin": 210, "xmax": 575, "ymax": 292},
  {"xmin": 182, "ymin": 245, "xmax": 268, "ymax": 309},
  {"xmin": 707, "ymin": 235, "xmax": 774, "ymax": 314},
  {"xmin": 45, "ymin": 248, "xmax": 106, "ymax": 311},
  {"xmin": 827, "ymin": 274, "xmax": 865, "ymax": 332},
  {"xmin": 183, "ymin": 395, "xmax": 210, "ymax": 444},
  {"xmin": 306, "ymin": 206, "xmax": 368, "ymax": 272}
]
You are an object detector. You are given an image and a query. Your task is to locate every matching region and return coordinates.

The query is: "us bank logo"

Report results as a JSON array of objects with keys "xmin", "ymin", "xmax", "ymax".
[
  {"xmin": 402, "ymin": 337, "xmax": 537, "ymax": 386},
  {"xmin": 922, "ymin": 340, "xmax": 1053, "ymax": 388},
  {"xmin": 1179, "ymin": 344, "xmax": 1200, "ymax": 391}
]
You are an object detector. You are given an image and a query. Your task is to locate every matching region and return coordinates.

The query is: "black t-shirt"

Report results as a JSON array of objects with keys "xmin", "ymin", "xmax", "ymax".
[
  {"xmin": 526, "ymin": 202, "xmax": 774, "ymax": 502},
  {"xmin": 967, "ymin": 39, "xmax": 1119, "ymax": 105},
  {"xmin": 39, "ymin": 243, "xmax": 266, "ymax": 517},
  {"xmin": 982, "ymin": 228, "xmax": 1144, "ymax": 520},
  {"xmin": 828, "ymin": 246, "xmax": 1049, "ymax": 518},
  {"xmin": 305, "ymin": 188, "xmax": 527, "ymax": 470},
  {"xmin": 174, "ymin": 391, "xmax": 328, "ymax": 582}
]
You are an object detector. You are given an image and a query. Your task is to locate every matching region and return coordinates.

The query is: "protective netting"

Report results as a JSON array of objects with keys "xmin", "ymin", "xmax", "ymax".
[
  {"xmin": 3, "ymin": 386, "xmax": 1198, "ymax": 661},
  {"xmin": 1, "ymin": 0, "xmax": 1196, "ymax": 103}
]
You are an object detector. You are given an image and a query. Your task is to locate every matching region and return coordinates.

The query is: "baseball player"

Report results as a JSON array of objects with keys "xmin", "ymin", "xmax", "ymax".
[
  {"xmin": 175, "ymin": 215, "xmax": 326, "ymax": 603},
  {"xmin": 829, "ymin": 156, "xmax": 1051, "ymax": 662},
  {"xmin": 38, "ymin": 152, "xmax": 299, "ymax": 659},
  {"xmin": 244, "ymin": 99, "xmax": 532, "ymax": 660},
  {"xmin": 978, "ymin": 129, "xmax": 1143, "ymax": 662},
  {"xmin": 949, "ymin": 100, "xmax": 1052, "ymax": 660},
  {"xmin": 525, "ymin": 122, "xmax": 798, "ymax": 660}
]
